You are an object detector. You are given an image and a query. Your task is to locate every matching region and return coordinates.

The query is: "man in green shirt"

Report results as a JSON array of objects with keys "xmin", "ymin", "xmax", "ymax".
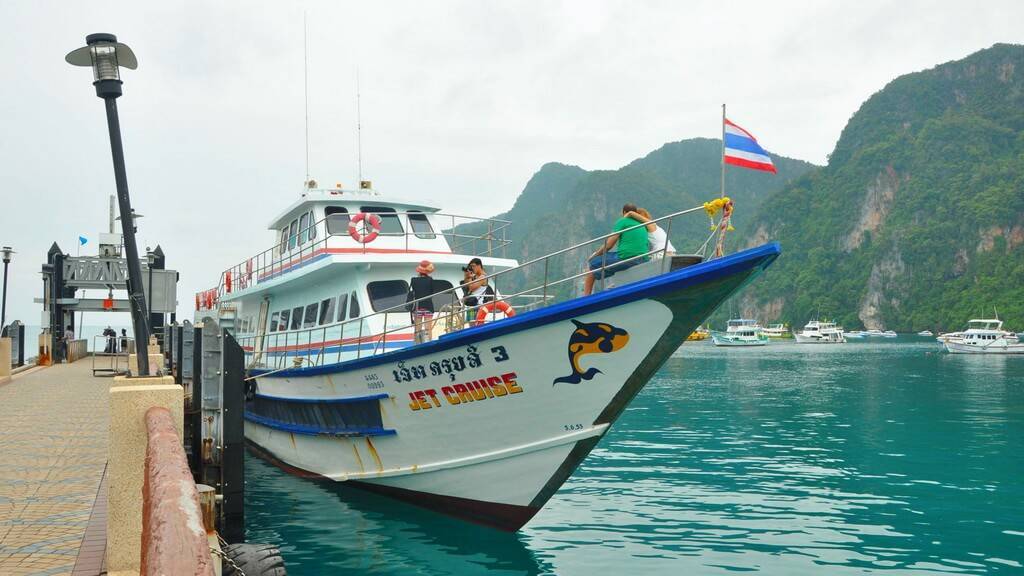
[{"xmin": 583, "ymin": 203, "xmax": 649, "ymax": 295}]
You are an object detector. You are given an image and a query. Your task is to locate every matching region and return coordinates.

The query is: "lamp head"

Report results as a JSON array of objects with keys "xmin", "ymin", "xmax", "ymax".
[
  {"xmin": 65, "ymin": 33, "xmax": 138, "ymax": 98},
  {"xmin": 1, "ymin": 246, "xmax": 13, "ymax": 264}
]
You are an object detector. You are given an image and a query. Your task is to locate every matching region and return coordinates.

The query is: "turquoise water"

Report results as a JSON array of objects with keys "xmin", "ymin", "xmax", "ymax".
[{"xmin": 244, "ymin": 338, "xmax": 1024, "ymax": 574}]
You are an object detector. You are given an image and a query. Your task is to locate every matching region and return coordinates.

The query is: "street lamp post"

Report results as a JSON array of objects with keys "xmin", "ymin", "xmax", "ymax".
[
  {"xmin": 1, "ymin": 246, "xmax": 13, "ymax": 331},
  {"xmin": 66, "ymin": 34, "xmax": 151, "ymax": 376}
]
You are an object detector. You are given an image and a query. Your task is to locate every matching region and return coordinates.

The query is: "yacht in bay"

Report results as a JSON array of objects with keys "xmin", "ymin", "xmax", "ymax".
[
  {"xmin": 711, "ymin": 319, "xmax": 769, "ymax": 346},
  {"xmin": 194, "ymin": 181, "xmax": 781, "ymax": 530},
  {"xmin": 794, "ymin": 319, "xmax": 846, "ymax": 344},
  {"xmin": 942, "ymin": 319, "xmax": 1024, "ymax": 354},
  {"xmin": 762, "ymin": 323, "xmax": 790, "ymax": 338}
]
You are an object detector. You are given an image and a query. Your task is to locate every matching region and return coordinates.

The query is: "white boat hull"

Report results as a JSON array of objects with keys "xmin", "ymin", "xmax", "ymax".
[
  {"xmin": 243, "ymin": 245, "xmax": 780, "ymax": 529},
  {"xmin": 943, "ymin": 340, "xmax": 1024, "ymax": 354},
  {"xmin": 794, "ymin": 333, "xmax": 845, "ymax": 344}
]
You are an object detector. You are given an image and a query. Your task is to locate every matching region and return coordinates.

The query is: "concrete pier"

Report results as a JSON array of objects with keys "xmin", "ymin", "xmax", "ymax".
[{"xmin": 0, "ymin": 359, "xmax": 111, "ymax": 576}]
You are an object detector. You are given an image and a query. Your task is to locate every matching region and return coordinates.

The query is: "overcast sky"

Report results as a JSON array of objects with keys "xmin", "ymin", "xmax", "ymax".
[{"xmin": 1, "ymin": 0, "xmax": 1022, "ymax": 324}]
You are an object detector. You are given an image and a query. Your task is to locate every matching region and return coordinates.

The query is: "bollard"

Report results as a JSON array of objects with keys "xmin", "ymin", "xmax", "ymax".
[{"xmin": 197, "ymin": 484, "xmax": 217, "ymax": 533}]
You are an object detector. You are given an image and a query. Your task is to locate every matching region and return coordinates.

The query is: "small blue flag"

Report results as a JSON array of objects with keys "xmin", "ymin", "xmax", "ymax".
[{"xmin": 79, "ymin": 236, "xmax": 88, "ymax": 246}]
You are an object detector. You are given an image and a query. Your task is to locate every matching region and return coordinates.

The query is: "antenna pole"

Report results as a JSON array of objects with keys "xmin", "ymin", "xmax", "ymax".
[
  {"xmin": 303, "ymin": 12, "xmax": 310, "ymax": 185},
  {"xmin": 357, "ymin": 68, "xmax": 363, "ymax": 183},
  {"xmin": 720, "ymin": 103, "xmax": 726, "ymax": 199}
]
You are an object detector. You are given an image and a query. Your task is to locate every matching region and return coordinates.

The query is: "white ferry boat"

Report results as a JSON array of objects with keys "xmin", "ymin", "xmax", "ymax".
[
  {"xmin": 762, "ymin": 323, "xmax": 790, "ymax": 338},
  {"xmin": 943, "ymin": 319, "xmax": 1024, "ymax": 354},
  {"xmin": 794, "ymin": 320, "xmax": 845, "ymax": 344},
  {"xmin": 195, "ymin": 182, "xmax": 781, "ymax": 530},
  {"xmin": 711, "ymin": 319, "xmax": 768, "ymax": 346}
]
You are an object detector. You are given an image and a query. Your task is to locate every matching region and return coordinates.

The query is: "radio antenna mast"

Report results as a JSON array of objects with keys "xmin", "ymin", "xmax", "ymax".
[
  {"xmin": 303, "ymin": 12, "xmax": 311, "ymax": 185},
  {"xmin": 357, "ymin": 67, "xmax": 363, "ymax": 183}
]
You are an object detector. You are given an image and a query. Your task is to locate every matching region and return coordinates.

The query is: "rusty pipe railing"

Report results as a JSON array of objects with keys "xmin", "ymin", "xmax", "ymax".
[{"xmin": 140, "ymin": 407, "xmax": 216, "ymax": 576}]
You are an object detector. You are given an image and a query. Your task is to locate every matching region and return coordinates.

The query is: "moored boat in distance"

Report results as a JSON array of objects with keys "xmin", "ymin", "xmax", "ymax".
[
  {"xmin": 195, "ymin": 182, "xmax": 780, "ymax": 530},
  {"xmin": 794, "ymin": 320, "xmax": 846, "ymax": 344},
  {"xmin": 917, "ymin": 330, "xmax": 934, "ymax": 337},
  {"xmin": 762, "ymin": 323, "xmax": 791, "ymax": 338},
  {"xmin": 942, "ymin": 319, "xmax": 1024, "ymax": 354},
  {"xmin": 687, "ymin": 326, "xmax": 710, "ymax": 341},
  {"xmin": 711, "ymin": 319, "xmax": 769, "ymax": 347},
  {"xmin": 845, "ymin": 330, "xmax": 865, "ymax": 339}
]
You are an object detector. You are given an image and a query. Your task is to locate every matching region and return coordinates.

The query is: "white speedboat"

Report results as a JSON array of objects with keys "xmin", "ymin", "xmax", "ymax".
[
  {"xmin": 845, "ymin": 330, "xmax": 865, "ymax": 339},
  {"xmin": 943, "ymin": 319, "xmax": 1024, "ymax": 354},
  {"xmin": 794, "ymin": 320, "xmax": 845, "ymax": 344},
  {"xmin": 711, "ymin": 319, "xmax": 768, "ymax": 346},
  {"xmin": 882, "ymin": 330, "xmax": 897, "ymax": 338},
  {"xmin": 762, "ymin": 323, "xmax": 790, "ymax": 338},
  {"xmin": 196, "ymin": 182, "xmax": 780, "ymax": 530},
  {"xmin": 917, "ymin": 330, "xmax": 933, "ymax": 337}
]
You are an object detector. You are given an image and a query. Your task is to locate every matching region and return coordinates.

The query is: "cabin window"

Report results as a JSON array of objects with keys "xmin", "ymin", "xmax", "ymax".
[
  {"xmin": 290, "ymin": 306, "xmax": 303, "ymax": 330},
  {"xmin": 308, "ymin": 210, "xmax": 317, "ymax": 240},
  {"xmin": 319, "ymin": 298, "xmax": 335, "ymax": 325},
  {"xmin": 431, "ymin": 280, "xmax": 456, "ymax": 311},
  {"xmin": 299, "ymin": 213, "xmax": 310, "ymax": 244},
  {"xmin": 367, "ymin": 280, "xmax": 409, "ymax": 312},
  {"xmin": 408, "ymin": 211, "xmax": 435, "ymax": 239},
  {"xmin": 349, "ymin": 291, "xmax": 361, "ymax": 318},
  {"xmin": 288, "ymin": 219, "xmax": 298, "ymax": 250},
  {"xmin": 277, "ymin": 309, "xmax": 290, "ymax": 332},
  {"xmin": 279, "ymin": 228, "xmax": 288, "ymax": 254},
  {"xmin": 337, "ymin": 293, "xmax": 348, "ymax": 322},
  {"xmin": 326, "ymin": 207, "xmax": 350, "ymax": 235},
  {"xmin": 303, "ymin": 303, "xmax": 318, "ymax": 328},
  {"xmin": 360, "ymin": 206, "xmax": 404, "ymax": 236}
]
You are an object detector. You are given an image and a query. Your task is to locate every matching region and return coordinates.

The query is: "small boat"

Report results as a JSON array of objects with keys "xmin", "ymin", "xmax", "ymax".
[
  {"xmin": 794, "ymin": 320, "xmax": 845, "ymax": 344},
  {"xmin": 711, "ymin": 319, "xmax": 768, "ymax": 346},
  {"xmin": 864, "ymin": 329, "xmax": 884, "ymax": 337},
  {"xmin": 845, "ymin": 330, "xmax": 865, "ymax": 339},
  {"xmin": 882, "ymin": 330, "xmax": 897, "ymax": 338},
  {"xmin": 687, "ymin": 326, "xmax": 710, "ymax": 341},
  {"xmin": 943, "ymin": 319, "xmax": 1024, "ymax": 354},
  {"xmin": 917, "ymin": 330, "xmax": 934, "ymax": 337},
  {"xmin": 762, "ymin": 323, "xmax": 790, "ymax": 338}
]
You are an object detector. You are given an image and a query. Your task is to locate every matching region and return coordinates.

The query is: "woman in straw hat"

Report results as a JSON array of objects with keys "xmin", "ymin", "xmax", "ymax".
[{"xmin": 409, "ymin": 260, "xmax": 437, "ymax": 344}]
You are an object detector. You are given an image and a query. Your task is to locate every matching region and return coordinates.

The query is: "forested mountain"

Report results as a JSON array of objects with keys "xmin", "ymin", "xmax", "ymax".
[
  {"xmin": 737, "ymin": 43, "xmax": 1024, "ymax": 331},
  {"xmin": 455, "ymin": 139, "xmax": 815, "ymax": 299},
  {"xmin": 462, "ymin": 43, "xmax": 1024, "ymax": 332}
]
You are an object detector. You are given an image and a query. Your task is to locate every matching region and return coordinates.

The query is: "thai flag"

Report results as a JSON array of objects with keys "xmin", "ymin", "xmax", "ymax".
[{"xmin": 723, "ymin": 119, "xmax": 776, "ymax": 174}]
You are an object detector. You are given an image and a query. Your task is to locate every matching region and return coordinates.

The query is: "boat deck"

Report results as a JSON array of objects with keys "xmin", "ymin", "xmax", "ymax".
[{"xmin": 0, "ymin": 360, "xmax": 110, "ymax": 576}]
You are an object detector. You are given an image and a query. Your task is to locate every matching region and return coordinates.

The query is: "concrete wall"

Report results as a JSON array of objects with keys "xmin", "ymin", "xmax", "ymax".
[
  {"xmin": 107, "ymin": 377, "xmax": 182, "ymax": 575},
  {"xmin": 0, "ymin": 338, "xmax": 10, "ymax": 385}
]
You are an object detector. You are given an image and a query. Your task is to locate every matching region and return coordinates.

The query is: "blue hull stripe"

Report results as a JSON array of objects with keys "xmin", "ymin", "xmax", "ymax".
[
  {"xmin": 253, "ymin": 392, "xmax": 390, "ymax": 404},
  {"xmin": 249, "ymin": 242, "xmax": 781, "ymax": 379},
  {"xmin": 244, "ymin": 411, "xmax": 397, "ymax": 437}
]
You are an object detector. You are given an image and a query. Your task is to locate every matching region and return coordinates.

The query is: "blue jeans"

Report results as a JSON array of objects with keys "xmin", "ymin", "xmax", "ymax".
[{"xmin": 588, "ymin": 253, "xmax": 645, "ymax": 280}]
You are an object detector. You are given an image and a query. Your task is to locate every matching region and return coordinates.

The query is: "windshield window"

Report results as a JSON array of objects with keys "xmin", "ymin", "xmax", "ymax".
[
  {"xmin": 368, "ymin": 281, "xmax": 410, "ymax": 312},
  {"xmin": 361, "ymin": 206, "xmax": 404, "ymax": 236},
  {"xmin": 319, "ymin": 298, "xmax": 335, "ymax": 325},
  {"xmin": 278, "ymin": 309, "xmax": 290, "ymax": 332},
  {"xmin": 326, "ymin": 207, "xmax": 350, "ymax": 235},
  {"xmin": 350, "ymin": 291, "xmax": 360, "ymax": 318},
  {"xmin": 408, "ymin": 211, "xmax": 435, "ymax": 239},
  {"xmin": 290, "ymin": 306, "xmax": 303, "ymax": 330},
  {"xmin": 288, "ymin": 219, "xmax": 298, "ymax": 250},
  {"xmin": 299, "ymin": 213, "xmax": 310, "ymax": 244},
  {"xmin": 303, "ymin": 303, "xmax": 318, "ymax": 328},
  {"xmin": 431, "ymin": 280, "xmax": 456, "ymax": 311},
  {"xmin": 269, "ymin": 312, "xmax": 279, "ymax": 333}
]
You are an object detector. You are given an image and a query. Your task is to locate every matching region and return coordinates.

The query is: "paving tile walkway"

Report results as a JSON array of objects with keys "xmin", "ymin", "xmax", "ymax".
[{"xmin": 0, "ymin": 360, "xmax": 111, "ymax": 576}]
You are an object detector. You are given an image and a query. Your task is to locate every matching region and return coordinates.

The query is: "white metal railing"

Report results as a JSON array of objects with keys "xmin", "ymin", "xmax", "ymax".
[
  {"xmin": 196, "ymin": 212, "xmax": 511, "ymax": 310},
  {"xmin": 238, "ymin": 204, "xmax": 722, "ymax": 372}
]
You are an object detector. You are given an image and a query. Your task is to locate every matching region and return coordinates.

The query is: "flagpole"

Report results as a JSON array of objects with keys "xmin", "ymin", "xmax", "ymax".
[{"xmin": 720, "ymin": 103, "xmax": 726, "ymax": 198}]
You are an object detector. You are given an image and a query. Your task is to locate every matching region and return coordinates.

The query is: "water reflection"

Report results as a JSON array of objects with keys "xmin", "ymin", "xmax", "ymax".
[{"xmin": 245, "ymin": 453, "xmax": 549, "ymax": 576}]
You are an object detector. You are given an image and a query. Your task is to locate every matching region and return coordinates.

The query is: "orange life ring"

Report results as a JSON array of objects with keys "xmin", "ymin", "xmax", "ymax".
[
  {"xmin": 348, "ymin": 212, "xmax": 382, "ymax": 243},
  {"xmin": 475, "ymin": 301, "xmax": 515, "ymax": 325}
]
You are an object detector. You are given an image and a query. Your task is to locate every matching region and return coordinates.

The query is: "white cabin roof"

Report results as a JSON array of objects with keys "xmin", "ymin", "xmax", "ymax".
[{"xmin": 268, "ymin": 187, "xmax": 441, "ymax": 230}]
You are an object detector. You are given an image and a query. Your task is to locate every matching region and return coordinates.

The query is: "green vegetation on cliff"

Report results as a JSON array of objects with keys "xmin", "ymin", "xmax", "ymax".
[{"xmin": 740, "ymin": 43, "xmax": 1024, "ymax": 331}]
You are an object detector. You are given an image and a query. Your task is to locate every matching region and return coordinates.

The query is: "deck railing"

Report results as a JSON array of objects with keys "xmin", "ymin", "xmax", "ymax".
[
  {"xmin": 196, "ymin": 212, "xmax": 511, "ymax": 309},
  {"xmin": 238, "ymin": 204, "xmax": 721, "ymax": 371}
]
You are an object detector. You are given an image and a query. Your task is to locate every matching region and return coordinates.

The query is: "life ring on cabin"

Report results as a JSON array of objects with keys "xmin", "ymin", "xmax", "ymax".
[
  {"xmin": 475, "ymin": 301, "xmax": 515, "ymax": 325},
  {"xmin": 348, "ymin": 212, "xmax": 382, "ymax": 244}
]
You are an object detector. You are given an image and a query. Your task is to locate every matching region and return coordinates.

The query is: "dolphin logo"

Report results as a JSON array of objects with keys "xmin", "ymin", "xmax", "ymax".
[{"xmin": 553, "ymin": 319, "xmax": 630, "ymax": 385}]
